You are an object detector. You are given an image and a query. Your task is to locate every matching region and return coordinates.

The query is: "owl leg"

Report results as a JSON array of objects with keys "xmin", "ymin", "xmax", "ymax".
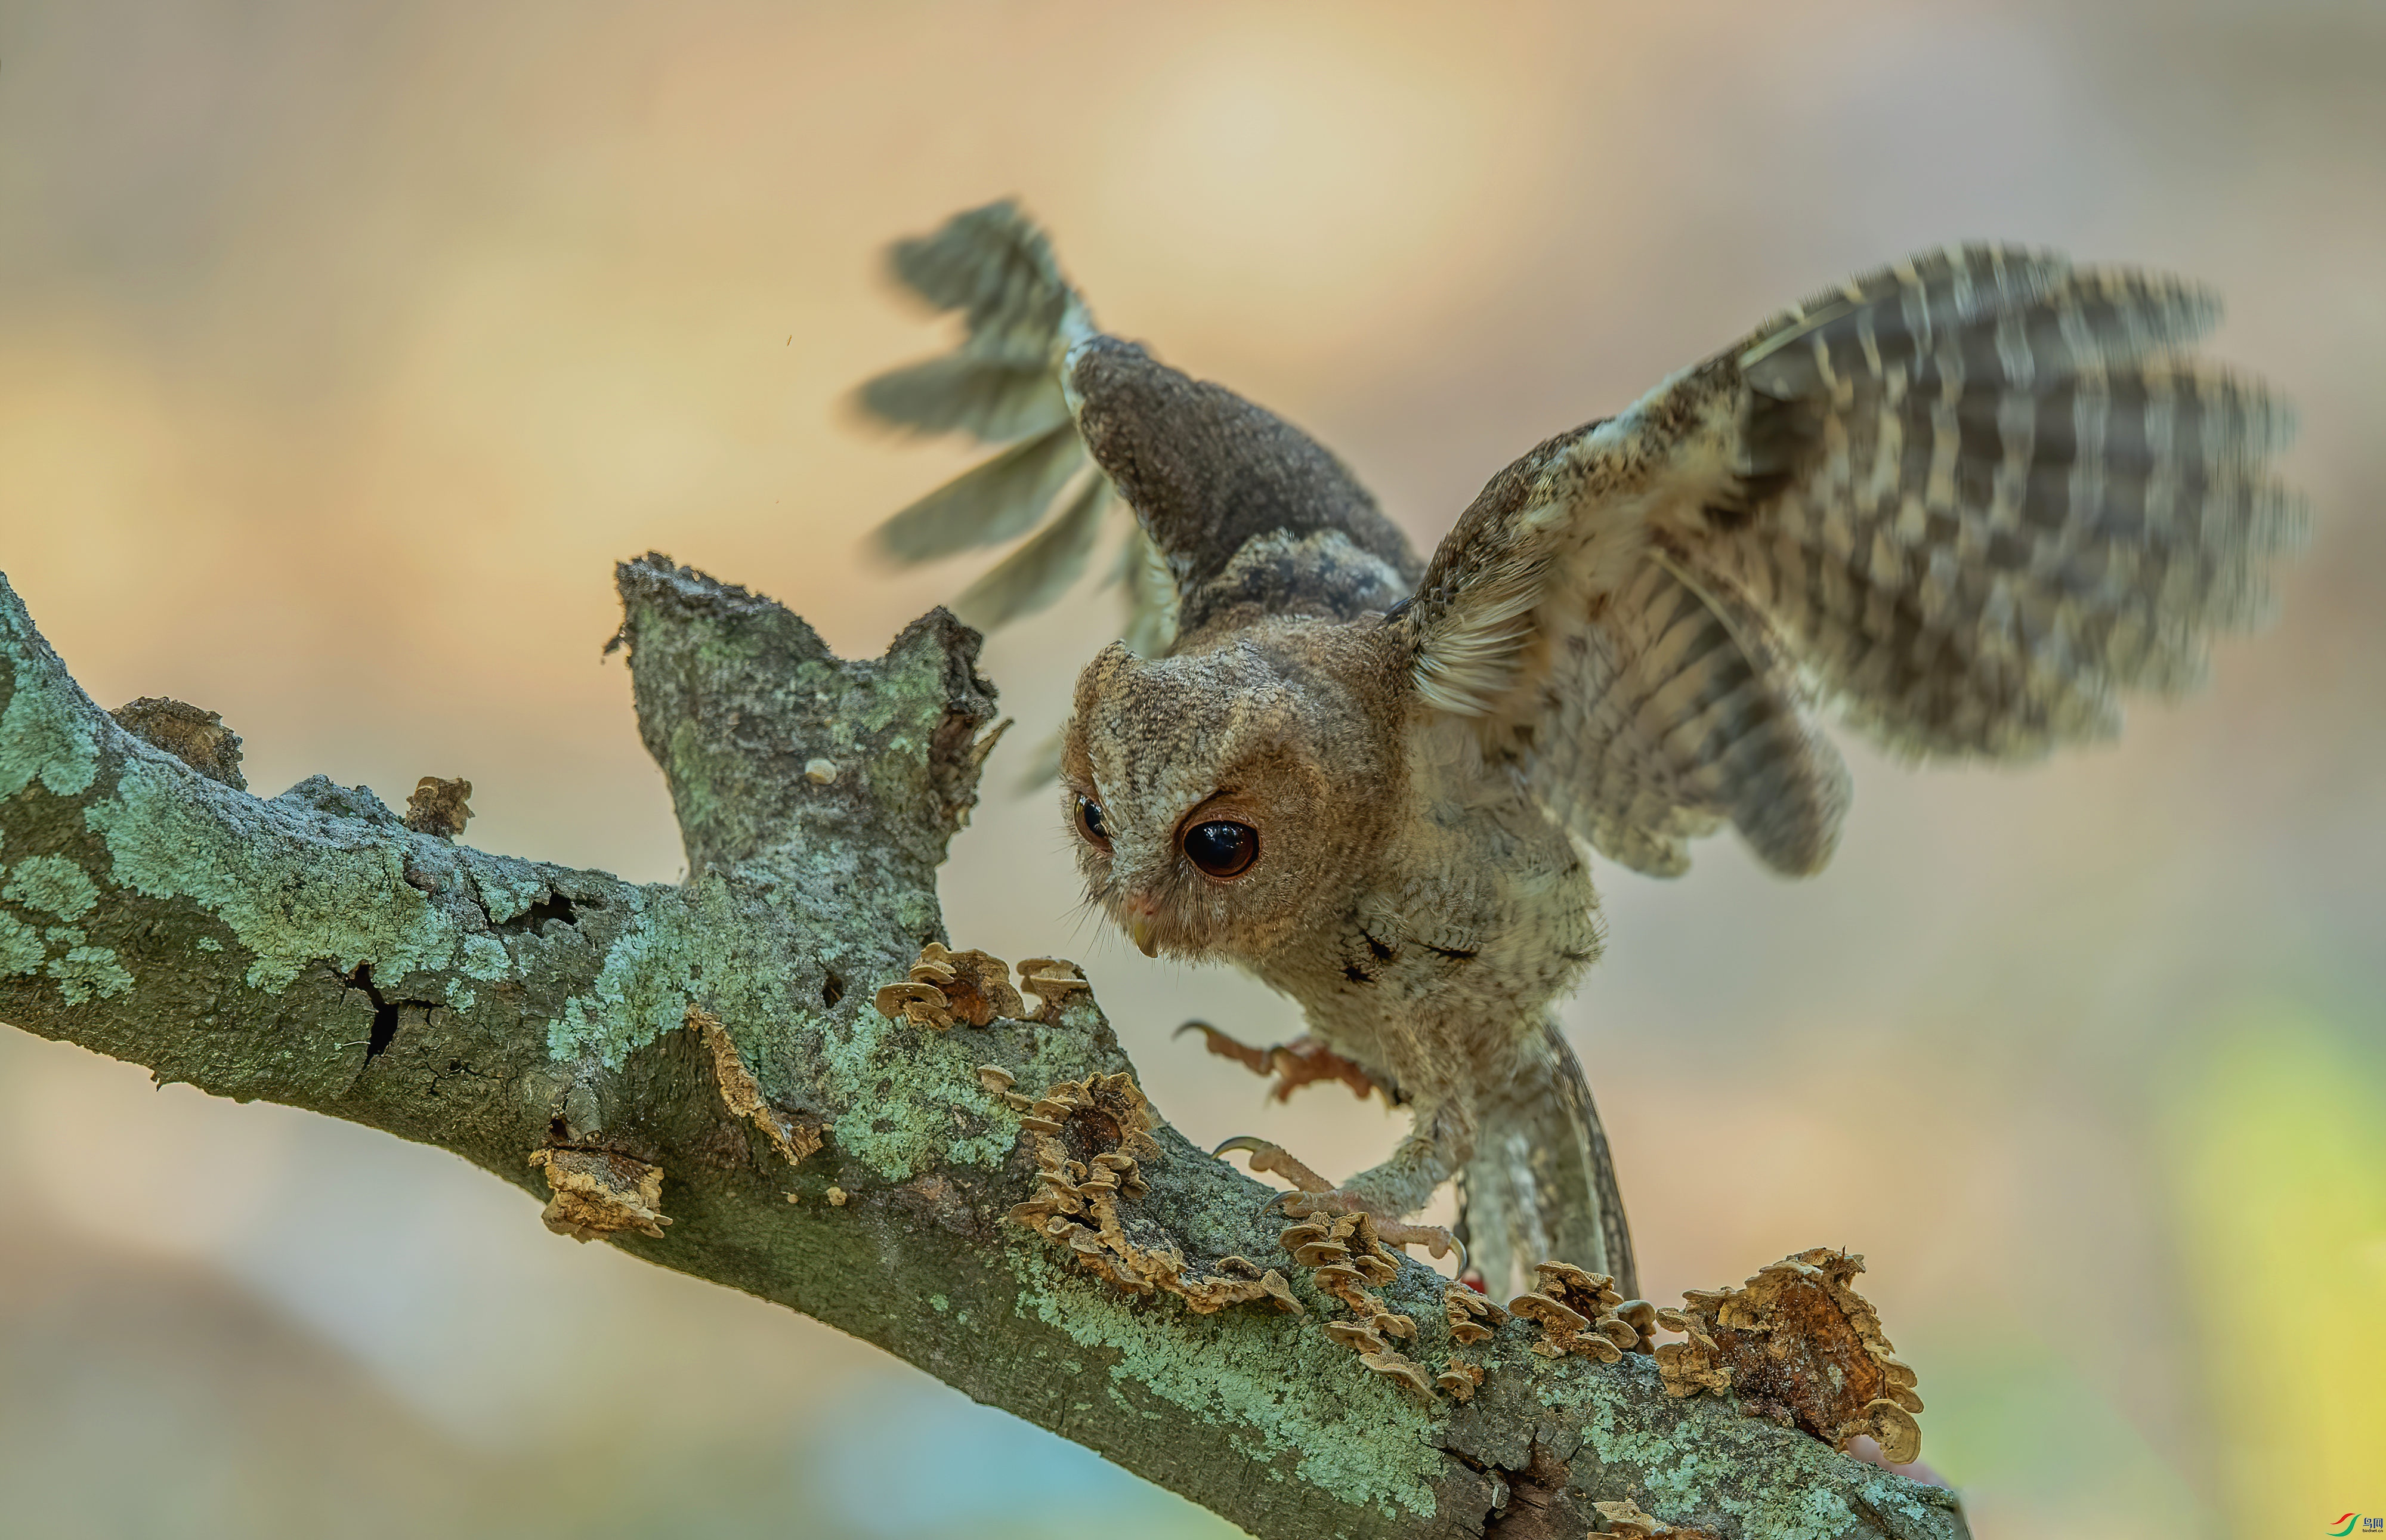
[{"xmin": 1175, "ymin": 1021, "xmax": 1381, "ymax": 1103}]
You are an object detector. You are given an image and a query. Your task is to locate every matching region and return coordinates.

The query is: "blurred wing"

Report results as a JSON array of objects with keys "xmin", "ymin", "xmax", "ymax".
[
  {"xmin": 1403, "ymin": 245, "xmax": 2306, "ymax": 877},
  {"xmin": 948, "ymin": 469, "xmax": 1109, "ymax": 631},
  {"xmin": 860, "ymin": 202, "xmax": 1421, "ymax": 656},
  {"xmin": 856, "ymin": 205, "xmax": 1218, "ymax": 794},
  {"xmin": 857, "ymin": 203, "xmax": 1160, "ymax": 632}
]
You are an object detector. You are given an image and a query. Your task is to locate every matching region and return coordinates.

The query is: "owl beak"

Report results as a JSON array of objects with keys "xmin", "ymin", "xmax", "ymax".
[{"xmin": 1120, "ymin": 895, "xmax": 1163, "ymax": 957}]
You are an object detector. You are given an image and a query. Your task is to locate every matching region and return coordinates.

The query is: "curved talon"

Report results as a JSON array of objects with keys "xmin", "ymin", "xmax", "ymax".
[
  {"xmin": 1254, "ymin": 1189, "xmax": 1298, "ymax": 1226},
  {"xmin": 1212, "ymin": 1134, "xmax": 1278, "ymax": 1159},
  {"xmin": 1179, "ymin": 1020, "xmax": 1277, "ymax": 1078},
  {"xmin": 1385, "ymin": 1226, "xmax": 1466, "ymax": 1275}
]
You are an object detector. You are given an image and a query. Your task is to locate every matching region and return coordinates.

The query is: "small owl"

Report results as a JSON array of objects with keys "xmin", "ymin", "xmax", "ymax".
[{"xmin": 856, "ymin": 203, "xmax": 2303, "ymax": 1300}]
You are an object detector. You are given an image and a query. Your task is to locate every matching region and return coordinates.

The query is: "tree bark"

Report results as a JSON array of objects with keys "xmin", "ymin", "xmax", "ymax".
[{"xmin": 0, "ymin": 555, "xmax": 1968, "ymax": 1540}]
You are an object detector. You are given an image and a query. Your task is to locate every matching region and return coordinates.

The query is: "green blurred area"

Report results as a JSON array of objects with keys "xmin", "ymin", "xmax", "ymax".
[
  {"xmin": 2167, "ymin": 1014, "xmax": 2386, "ymax": 1532},
  {"xmin": 1, "ymin": 2, "xmax": 2380, "ymax": 1537}
]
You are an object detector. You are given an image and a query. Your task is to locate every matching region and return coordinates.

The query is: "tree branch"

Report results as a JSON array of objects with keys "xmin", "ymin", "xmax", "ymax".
[{"xmin": 0, "ymin": 556, "xmax": 1968, "ymax": 1540}]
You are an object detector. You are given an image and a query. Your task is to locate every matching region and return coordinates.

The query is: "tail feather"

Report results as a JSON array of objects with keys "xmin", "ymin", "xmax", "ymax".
[{"xmin": 1459, "ymin": 1020, "xmax": 1636, "ymax": 1301}]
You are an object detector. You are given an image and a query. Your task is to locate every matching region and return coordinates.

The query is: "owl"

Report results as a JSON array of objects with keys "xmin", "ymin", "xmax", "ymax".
[{"xmin": 855, "ymin": 203, "xmax": 2303, "ymax": 1300}]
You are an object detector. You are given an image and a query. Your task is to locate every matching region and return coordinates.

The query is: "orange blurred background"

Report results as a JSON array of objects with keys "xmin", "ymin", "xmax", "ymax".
[{"xmin": 2, "ymin": 4, "xmax": 2380, "ymax": 1537}]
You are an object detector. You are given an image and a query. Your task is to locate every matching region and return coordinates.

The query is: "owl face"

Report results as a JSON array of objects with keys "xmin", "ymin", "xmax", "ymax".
[{"xmin": 1058, "ymin": 629, "xmax": 1402, "ymax": 965}]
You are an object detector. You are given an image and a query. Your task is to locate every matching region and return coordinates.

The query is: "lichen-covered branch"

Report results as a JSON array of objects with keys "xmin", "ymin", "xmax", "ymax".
[{"xmin": 0, "ymin": 556, "xmax": 1967, "ymax": 1540}]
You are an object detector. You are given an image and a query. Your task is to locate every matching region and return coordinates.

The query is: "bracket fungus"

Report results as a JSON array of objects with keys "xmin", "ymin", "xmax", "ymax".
[
  {"xmin": 907, "ymin": 944, "xmax": 1026, "ymax": 1026},
  {"xmin": 110, "ymin": 696, "xmax": 246, "ymax": 788},
  {"xmin": 1009, "ymin": 1072, "xmax": 1300, "ymax": 1315},
  {"xmin": 1509, "ymin": 1260, "xmax": 1636, "ymax": 1363},
  {"xmin": 1651, "ymin": 1247, "xmax": 1926, "ymax": 1467},
  {"xmin": 1444, "ymin": 1282, "xmax": 1508, "ymax": 1346},
  {"xmin": 873, "ymin": 945, "xmax": 1052, "ymax": 1031},
  {"xmin": 686, "ymin": 1005, "xmax": 823, "ymax": 1165},
  {"xmin": 873, "ymin": 981, "xmax": 954, "ymax": 1031},
  {"xmin": 1278, "ymin": 1211, "xmax": 1441, "ymax": 1402},
  {"xmin": 975, "ymin": 1063, "xmax": 1038, "ymax": 1114},
  {"xmin": 1356, "ymin": 1350, "xmax": 1435, "ymax": 1400},
  {"xmin": 527, "ymin": 1146, "xmax": 670, "ymax": 1241},
  {"xmin": 403, "ymin": 775, "xmax": 474, "ymax": 838},
  {"xmin": 1433, "ymin": 1353, "xmax": 1485, "ymax": 1402},
  {"xmin": 1591, "ymin": 1497, "xmax": 1721, "ymax": 1539},
  {"xmin": 1015, "ymin": 957, "xmax": 1093, "ymax": 1023}
]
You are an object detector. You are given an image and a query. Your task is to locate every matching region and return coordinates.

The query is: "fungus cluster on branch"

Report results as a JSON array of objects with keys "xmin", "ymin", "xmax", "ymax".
[
  {"xmin": 109, "ymin": 695, "xmax": 247, "ymax": 788},
  {"xmin": 1507, "ymin": 1260, "xmax": 1648, "ymax": 1363},
  {"xmin": 873, "ymin": 944, "xmax": 1090, "ymax": 1029},
  {"xmin": 526, "ymin": 1146, "xmax": 670, "ymax": 1241},
  {"xmin": 1275, "ymin": 1211, "xmax": 1451, "ymax": 1400},
  {"xmin": 1006, "ymin": 1070, "xmax": 1302, "ymax": 1315},
  {"xmin": 876, "ymin": 951, "xmax": 1937, "ymax": 1464},
  {"xmin": 1652, "ymin": 1247, "xmax": 1925, "ymax": 1466},
  {"xmin": 403, "ymin": 775, "xmax": 474, "ymax": 838}
]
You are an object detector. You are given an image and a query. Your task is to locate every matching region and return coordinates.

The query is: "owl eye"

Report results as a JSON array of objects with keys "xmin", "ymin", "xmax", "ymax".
[
  {"xmin": 1077, "ymin": 796, "xmax": 1111, "ymax": 846},
  {"xmin": 1182, "ymin": 820, "xmax": 1258, "ymax": 879}
]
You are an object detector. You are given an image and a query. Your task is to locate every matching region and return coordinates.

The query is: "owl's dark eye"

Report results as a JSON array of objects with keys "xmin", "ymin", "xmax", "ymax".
[
  {"xmin": 1182, "ymin": 820, "xmax": 1258, "ymax": 879},
  {"xmin": 1077, "ymin": 796, "xmax": 1111, "ymax": 846}
]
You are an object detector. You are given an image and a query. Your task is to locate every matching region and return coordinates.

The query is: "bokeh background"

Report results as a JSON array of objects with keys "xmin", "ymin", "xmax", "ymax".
[{"xmin": 1, "ymin": 2, "xmax": 2380, "ymax": 1536}]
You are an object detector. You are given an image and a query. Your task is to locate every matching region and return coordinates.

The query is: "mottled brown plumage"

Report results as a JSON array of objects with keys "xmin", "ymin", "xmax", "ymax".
[{"xmin": 855, "ymin": 203, "xmax": 2305, "ymax": 1298}]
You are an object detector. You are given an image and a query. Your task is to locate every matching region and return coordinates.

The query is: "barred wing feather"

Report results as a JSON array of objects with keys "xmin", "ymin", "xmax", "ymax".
[{"xmin": 1405, "ymin": 244, "xmax": 2305, "ymax": 876}]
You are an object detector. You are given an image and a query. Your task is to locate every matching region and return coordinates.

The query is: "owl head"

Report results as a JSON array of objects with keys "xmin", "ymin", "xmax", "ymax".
[{"xmin": 1058, "ymin": 625, "xmax": 1403, "ymax": 965}]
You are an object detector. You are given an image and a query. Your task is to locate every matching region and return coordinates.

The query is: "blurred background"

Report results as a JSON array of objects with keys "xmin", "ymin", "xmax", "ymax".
[{"xmin": 1, "ymin": 2, "xmax": 2379, "ymax": 1536}]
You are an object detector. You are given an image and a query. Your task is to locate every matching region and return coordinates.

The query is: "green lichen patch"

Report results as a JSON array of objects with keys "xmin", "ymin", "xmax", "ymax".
[
  {"xmin": 548, "ymin": 885, "xmax": 678, "ymax": 1065},
  {"xmin": 3, "ymin": 853, "xmax": 101, "ymax": 920},
  {"xmin": 0, "ymin": 911, "xmax": 42, "ymax": 976},
  {"xmin": 546, "ymin": 875, "xmax": 818, "ymax": 1071},
  {"xmin": 542, "ymin": 871, "xmax": 1032, "ymax": 1183},
  {"xmin": 86, "ymin": 760, "xmax": 468, "ymax": 992},
  {"xmin": 466, "ymin": 860, "xmax": 549, "ymax": 925},
  {"xmin": 809, "ymin": 1000, "xmax": 1031, "ymax": 1180},
  {"xmin": 460, "ymin": 933, "xmax": 511, "ymax": 981},
  {"xmin": 1550, "ymin": 1365, "xmax": 1942, "ymax": 1540},
  {"xmin": 49, "ymin": 944, "xmax": 134, "ymax": 1004},
  {"xmin": 0, "ymin": 662, "xmax": 100, "ymax": 800},
  {"xmin": 1011, "ymin": 1248, "xmax": 1443, "ymax": 1522}
]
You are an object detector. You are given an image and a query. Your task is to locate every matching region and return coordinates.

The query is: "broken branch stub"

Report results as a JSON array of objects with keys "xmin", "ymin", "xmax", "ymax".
[{"xmin": 0, "ymin": 559, "xmax": 1972, "ymax": 1540}]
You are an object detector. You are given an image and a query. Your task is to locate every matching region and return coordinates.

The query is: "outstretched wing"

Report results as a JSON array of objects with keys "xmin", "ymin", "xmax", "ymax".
[
  {"xmin": 858, "ymin": 202, "xmax": 1423, "ymax": 650},
  {"xmin": 1401, "ymin": 246, "xmax": 2305, "ymax": 877}
]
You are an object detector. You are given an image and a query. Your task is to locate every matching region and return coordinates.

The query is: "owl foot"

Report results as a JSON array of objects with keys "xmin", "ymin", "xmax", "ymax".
[
  {"xmin": 1213, "ymin": 1136, "xmax": 1464, "ymax": 1269},
  {"xmin": 1175, "ymin": 1022, "xmax": 1381, "ymax": 1103}
]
